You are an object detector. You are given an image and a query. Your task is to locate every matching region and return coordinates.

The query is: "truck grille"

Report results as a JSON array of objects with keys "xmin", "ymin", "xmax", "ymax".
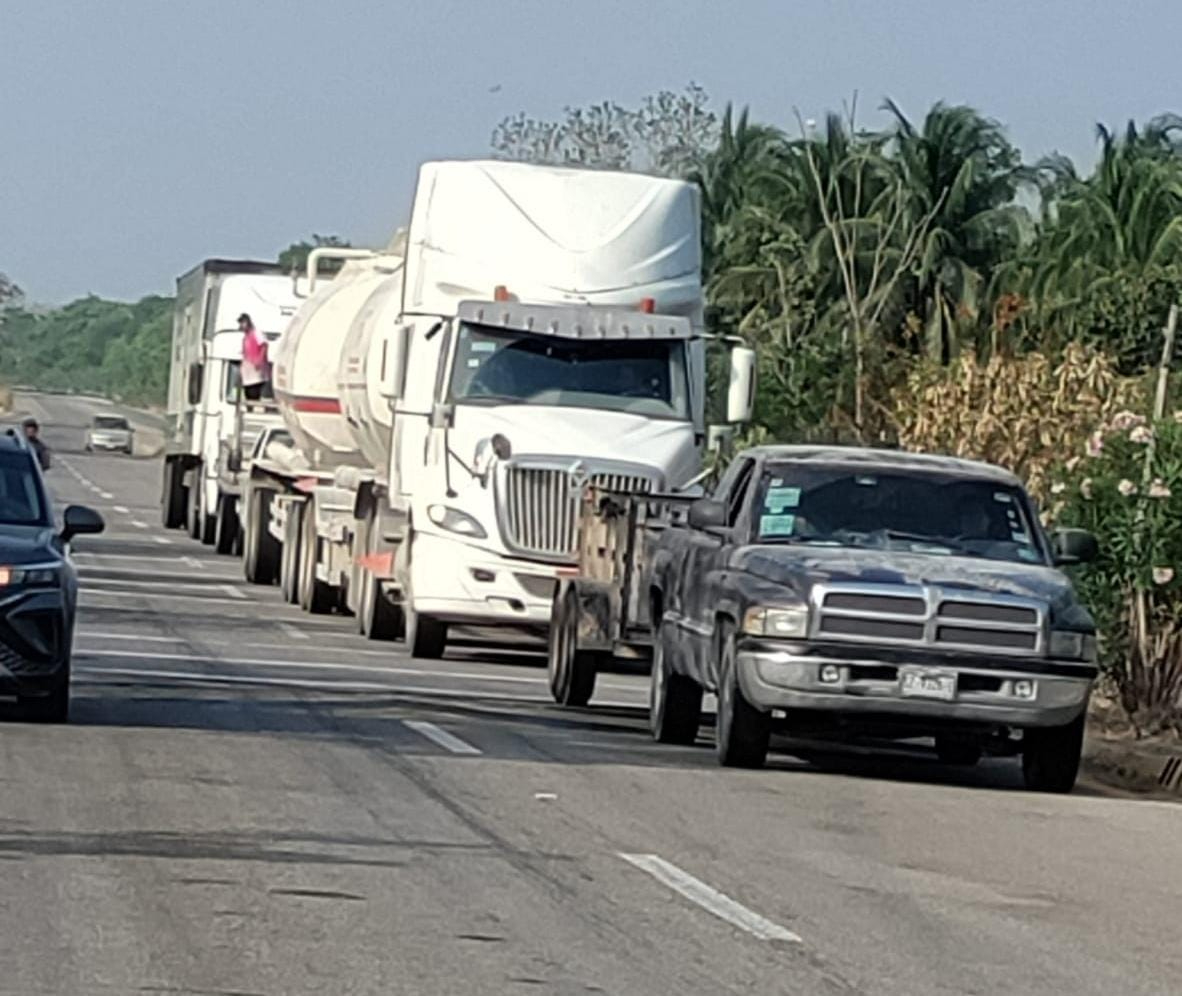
[
  {"xmin": 813, "ymin": 585, "xmax": 1044, "ymax": 656},
  {"xmin": 501, "ymin": 464, "xmax": 654, "ymax": 559}
]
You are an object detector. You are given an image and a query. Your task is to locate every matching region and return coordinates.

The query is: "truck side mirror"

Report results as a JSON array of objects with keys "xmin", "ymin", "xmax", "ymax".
[
  {"xmin": 379, "ymin": 325, "xmax": 410, "ymax": 400},
  {"xmin": 1051, "ymin": 528, "xmax": 1098, "ymax": 565},
  {"xmin": 187, "ymin": 362, "xmax": 203, "ymax": 405},
  {"xmin": 726, "ymin": 346, "xmax": 756, "ymax": 424}
]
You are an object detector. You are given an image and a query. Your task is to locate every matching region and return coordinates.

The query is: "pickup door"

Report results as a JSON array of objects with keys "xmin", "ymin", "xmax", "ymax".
[{"xmin": 658, "ymin": 455, "xmax": 760, "ymax": 690}]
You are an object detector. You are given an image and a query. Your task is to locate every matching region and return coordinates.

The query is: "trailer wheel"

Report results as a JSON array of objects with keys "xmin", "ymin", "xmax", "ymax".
[
  {"xmin": 298, "ymin": 498, "xmax": 334, "ymax": 614},
  {"xmin": 215, "ymin": 496, "xmax": 239, "ymax": 555},
  {"xmin": 547, "ymin": 588, "xmax": 598, "ymax": 707},
  {"xmin": 280, "ymin": 501, "xmax": 303, "ymax": 604},
  {"xmin": 649, "ymin": 620, "xmax": 702, "ymax": 744},
  {"xmin": 244, "ymin": 489, "xmax": 279, "ymax": 584},
  {"xmin": 162, "ymin": 461, "xmax": 185, "ymax": 529}
]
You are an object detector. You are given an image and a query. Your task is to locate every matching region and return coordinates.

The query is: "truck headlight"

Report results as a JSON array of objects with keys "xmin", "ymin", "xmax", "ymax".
[
  {"xmin": 1049, "ymin": 630, "xmax": 1097, "ymax": 662},
  {"xmin": 426, "ymin": 505, "xmax": 487, "ymax": 540},
  {"xmin": 742, "ymin": 605, "xmax": 809, "ymax": 638}
]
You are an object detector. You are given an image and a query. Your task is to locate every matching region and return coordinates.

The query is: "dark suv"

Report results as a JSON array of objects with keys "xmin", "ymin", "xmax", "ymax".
[{"xmin": 0, "ymin": 432, "xmax": 104, "ymax": 721}]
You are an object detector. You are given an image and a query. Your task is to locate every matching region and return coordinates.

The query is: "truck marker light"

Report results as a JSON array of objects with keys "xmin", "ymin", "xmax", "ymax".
[
  {"xmin": 639, "ymin": 297, "xmax": 655, "ymax": 313},
  {"xmin": 494, "ymin": 285, "xmax": 510, "ymax": 301}
]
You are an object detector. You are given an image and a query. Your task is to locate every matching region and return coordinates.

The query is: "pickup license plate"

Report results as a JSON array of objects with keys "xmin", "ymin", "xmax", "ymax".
[{"xmin": 899, "ymin": 667, "xmax": 957, "ymax": 701}]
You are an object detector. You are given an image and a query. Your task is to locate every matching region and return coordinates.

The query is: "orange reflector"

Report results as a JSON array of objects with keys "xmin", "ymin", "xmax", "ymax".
[
  {"xmin": 639, "ymin": 297, "xmax": 655, "ymax": 313},
  {"xmin": 294, "ymin": 477, "xmax": 318, "ymax": 493},
  {"xmin": 494, "ymin": 285, "xmax": 510, "ymax": 301},
  {"xmin": 356, "ymin": 551, "xmax": 394, "ymax": 577}
]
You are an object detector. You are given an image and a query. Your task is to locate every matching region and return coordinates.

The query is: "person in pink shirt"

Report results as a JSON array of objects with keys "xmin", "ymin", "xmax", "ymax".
[{"xmin": 239, "ymin": 313, "xmax": 271, "ymax": 400}]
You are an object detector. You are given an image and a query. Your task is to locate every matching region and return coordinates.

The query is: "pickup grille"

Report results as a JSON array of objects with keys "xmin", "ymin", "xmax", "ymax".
[
  {"xmin": 501, "ymin": 464, "xmax": 654, "ymax": 559},
  {"xmin": 814, "ymin": 585, "xmax": 1044, "ymax": 655}
]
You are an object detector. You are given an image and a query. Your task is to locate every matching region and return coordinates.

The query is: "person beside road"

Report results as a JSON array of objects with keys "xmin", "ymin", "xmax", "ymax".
[
  {"xmin": 22, "ymin": 417, "xmax": 50, "ymax": 470},
  {"xmin": 239, "ymin": 312, "xmax": 272, "ymax": 400}
]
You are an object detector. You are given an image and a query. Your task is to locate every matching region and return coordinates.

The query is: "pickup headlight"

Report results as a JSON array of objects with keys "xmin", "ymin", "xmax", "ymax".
[
  {"xmin": 426, "ymin": 504, "xmax": 487, "ymax": 540},
  {"xmin": 1049, "ymin": 630, "xmax": 1097, "ymax": 662},
  {"xmin": 742, "ymin": 604, "xmax": 809, "ymax": 638},
  {"xmin": 0, "ymin": 563, "xmax": 61, "ymax": 587}
]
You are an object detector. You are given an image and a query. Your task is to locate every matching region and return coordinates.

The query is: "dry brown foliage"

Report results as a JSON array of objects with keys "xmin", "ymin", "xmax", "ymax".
[{"xmin": 889, "ymin": 343, "xmax": 1141, "ymax": 503}]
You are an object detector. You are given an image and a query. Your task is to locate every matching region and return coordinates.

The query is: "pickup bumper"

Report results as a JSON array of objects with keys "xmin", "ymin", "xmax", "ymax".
[{"xmin": 735, "ymin": 639, "xmax": 1095, "ymax": 728}]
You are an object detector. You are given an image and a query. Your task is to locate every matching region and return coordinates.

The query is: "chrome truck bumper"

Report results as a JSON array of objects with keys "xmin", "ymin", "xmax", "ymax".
[{"xmin": 735, "ymin": 640, "xmax": 1095, "ymax": 728}]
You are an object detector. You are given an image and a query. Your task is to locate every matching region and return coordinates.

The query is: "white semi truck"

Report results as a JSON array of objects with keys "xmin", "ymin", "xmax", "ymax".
[
  {"xmin": 162, "ymin": 260, "xmax": 302, "ymax": 552},
  {"xmin": 239, "ymin": 160, "xmax": 754, "ymax": 657}
]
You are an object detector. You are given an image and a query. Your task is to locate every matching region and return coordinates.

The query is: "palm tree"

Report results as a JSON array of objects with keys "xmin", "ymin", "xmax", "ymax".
[{"xmin": 884, "ymin": 100, "xmax": 1031, "ymax": 361}]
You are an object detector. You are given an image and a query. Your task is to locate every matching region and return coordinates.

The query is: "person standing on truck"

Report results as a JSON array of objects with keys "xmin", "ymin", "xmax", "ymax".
[
  {"xmin": 21, "ymin": 418, "xmax": 50, "ymax": 470},
  {"xmin": 239, "ymin": 313, "xmax": 271, "ymax": 400}
]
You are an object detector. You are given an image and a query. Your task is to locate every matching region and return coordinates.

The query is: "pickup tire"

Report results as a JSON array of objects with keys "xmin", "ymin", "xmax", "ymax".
[
  {"xmin": 215, "ymin": 496, "xmax": 239, "ymax": 555},
  {"xmin": 649, "ymin": 620, "xmax": 702, "ymax": 744},
  {"xmin": 548, "ymin": 588, "xmax": 599, "ymax": 707},
  {"xmin": 298, "ymin": 498, "xmax": 335, "ymax": 614},
  {"xmin": 715, "ymin": 621, "xmax": 770, "ymax": 768},
  {"xmin": 162, "ymin": 461, "xmax": 185, "ymax": 529},
  {"xmin": 1022, "ymin": 715, "xmax": 1085, "ymax": 793},
  {"xmin": 244, "ymin": 489, "xmax": 280, "ymax": 585}
]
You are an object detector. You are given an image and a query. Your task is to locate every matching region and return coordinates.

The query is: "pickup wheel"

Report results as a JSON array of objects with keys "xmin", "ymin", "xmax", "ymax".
[
  {"xmin": 715, "ymin": 621, "xmax": 770, "ymax": 768},
  {"xmin": 1022, "ymin": 715, "xmax": 1085, "ymax": 793},
  {"xmin": 244, "ymin": 489, "xmax": 280, "ymax": 585},
  {"xmin": 215, "ymin": 496, "xmax": 239, "ymax": 555},
  {"xmin": 298, "ymin": 498, "xmax": 335, "ymax": 614},
  {"xmin": 548, "ymin": 589, "xmax": 598, "ymax": 707},
  {"xmin": 649, "ymin": 620, "xmax": 702, "ymax": 744},
  {"xmin": 280, "ymin": 502, "xmax": 303, "ymax": 604}
]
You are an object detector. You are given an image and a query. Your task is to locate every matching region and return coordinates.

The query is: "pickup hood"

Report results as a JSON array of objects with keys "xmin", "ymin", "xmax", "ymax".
[
  {"xmin": 733, "ymin": 545, "xmax": 1093, "ymax": 630},
  {"xmin": 450, "ymin": 404, "xmax": 699, "ymax": 487}
]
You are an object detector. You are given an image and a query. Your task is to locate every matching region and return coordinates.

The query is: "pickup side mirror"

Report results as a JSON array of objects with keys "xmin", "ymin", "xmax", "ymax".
[
  {"xmin": 726, "ymin": 346, "xmax": 756, "ymax": 424},
  {"xmin": 1051, "ymin": 528, "xmax": 1098, "ymax": 565},
  {"xmin": 61, "ymin": 504, "xmax": 105, "ymax": 543},
  {"xmin": 687, "ymin": 498, "xmax": 727, "ymax": 531}
]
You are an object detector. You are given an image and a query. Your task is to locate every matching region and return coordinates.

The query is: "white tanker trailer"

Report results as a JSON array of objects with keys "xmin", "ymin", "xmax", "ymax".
[{"xmin": 240, "ymin": 159, "xmax": 755, "ymax": 659}]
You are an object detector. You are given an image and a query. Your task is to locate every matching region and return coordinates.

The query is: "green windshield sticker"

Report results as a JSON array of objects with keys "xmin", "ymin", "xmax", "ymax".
[
  {"xmin": 760, "ymin": 513, "xmax": 796, "ymax": 537},
  {"xmin": 764, "ymin": 486, "xmax": 801, "ymax": 513}
]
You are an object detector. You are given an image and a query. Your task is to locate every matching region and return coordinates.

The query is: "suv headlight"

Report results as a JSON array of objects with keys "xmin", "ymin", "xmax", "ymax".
[
  {"xmin": 742, "ymin": 604, "xmax": 809, "ymax": 638},
  {"xmin": 0, "ymin": 563, "xmax": 61, "ymax": 587},
  {"xmin": 426, "ymin": 504, "xmax": 487, "ymax": 540},
  {"xmin": 1049, "ymin": 630, "xmax": 1097, "ymax": 662}
]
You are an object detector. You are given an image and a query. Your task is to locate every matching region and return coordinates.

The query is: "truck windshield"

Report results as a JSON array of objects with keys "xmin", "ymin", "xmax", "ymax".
[
  {"xmin": 750, "ymin": 463, "xmax": 1048, "ymax": 566},
  {"xmin": 449, "ymin": 323, "xmax": 691, "ymax": 420}
]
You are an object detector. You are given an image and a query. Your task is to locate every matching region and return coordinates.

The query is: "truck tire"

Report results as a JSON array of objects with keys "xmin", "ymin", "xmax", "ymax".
[
  {"xmin": 649, "ymin": 620, "xmax": 702, "ymax": 744},
  {"xmin": 244, "ymin": 489, "xmax": 280, "ymax": 585},
  {"xmin": 280, "ymin": 502, "xmax": 303, "ymax": 604},
  {"xmin": 215, "ymin": 496, "xmax": 239, "ymax": 555},
  {"xmin": 547, "ymin": 588, "xmax": 599, "ymax": 707},
  {"xmin": 1022, "ymin": 715, "xmax": 1085, "ymax": 793},
  {"xmin": 162, "ymin": 461, "xmax": 185, "ymax": 529},
  {"xmin": 298, "ymin": 498, "xmax": 335, "ymax": 614},
  {"xmin": 356, "ymin": 519, "xmax": 404, "ymax": 640},
  {"xmin": 715, "ymin": 621, "xmax": 770, "ymax": 768}
]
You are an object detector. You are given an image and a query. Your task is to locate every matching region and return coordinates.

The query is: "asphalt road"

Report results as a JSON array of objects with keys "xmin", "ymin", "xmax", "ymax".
[{"xmin": 1, "ymin": 391, "xmax": 1179, "ymax": 996}]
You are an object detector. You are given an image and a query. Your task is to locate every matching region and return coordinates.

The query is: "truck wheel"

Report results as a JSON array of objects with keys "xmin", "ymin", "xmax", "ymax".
[
  {"xmin": 547, "ymin": 589, "xmax": 598, "ymax": 707},
  {"xmin": 935, "ymin": 735, "xmax": 982, "ymax": 767},
  {"xmin": 1022, "ymin": 715, "xmax": 1085, "ymax": 793},
  {"xmin": 406, "ymin": 604, "xmax": 447, "ymax": 659},
  {"xmin": 215, "ymin": 496, "xmax": 239, "ymax": 555},
  {"xmin": 298, "ymin": 499, "xmax": 334, "ymax": 614},
  {"xmin": 186, "ymin": 470, "xmax": 202, "ymax": 540},
  {"xmin": 244, "ymin": 489, "xmax": 280, "ymax": 585},
  {"xmin": 649, "ymin": 620, "xmax": 702, "ymax": 744},
  {"xmin": 715, "ymin": 621, "xmax": 770, "ymax": 768},
  {"xmin": 280, "ymin": 502, "xmax": 303, "ymax": 604},
  {"xmin": 162, "ymin": 461, "xmax": 185, "ymax": 529}
]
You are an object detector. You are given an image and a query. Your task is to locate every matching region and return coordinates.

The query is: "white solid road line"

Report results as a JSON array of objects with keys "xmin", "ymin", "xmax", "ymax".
[
  {"xmin": 619, "ymin": 853, "xmax": 802, "ymax": 944},
  {"xmin": 79, "ymin": 591, "xmax": 256, "ymax": 607},
  {"xmin": 82, "ymin": 577, "xmax": 244, "ymax": 594},
  {"xmin": 402, "ymin": 720, "xmax": 483, "ymax": 755}
]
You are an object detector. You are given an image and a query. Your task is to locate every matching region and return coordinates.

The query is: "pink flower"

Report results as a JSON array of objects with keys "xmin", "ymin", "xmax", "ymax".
[
  {"xmin": 1086, "ymin": 431, "xmax": 1104, "ymax": 458},
  {"xmin": 1111, "ymin": 411, "xmax": 1146, "ymax": 431},
  {"xmin": 1130, "ymin": 425, "xmax": 1154, "ymax": 445},
  {"xmin": 1149, "ymin": 479, "xmax": 1172, "ymax": 499},
  {"xmin": 1153, "ymin": 567, "xmax": 1175, "ymax": 586},
  {"xmin": 1118, "ymin": 479, "xmax": 1138, "ymax": 497},
  {"xmin": 1080, "ymin": 478, "xmax": 1094, "ymax": 499}
]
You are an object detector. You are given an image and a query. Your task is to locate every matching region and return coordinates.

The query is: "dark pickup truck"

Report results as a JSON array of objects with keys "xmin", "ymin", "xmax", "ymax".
[{"xmin": 647, "ymin": 445, "xmax": 1100, "ymax": 792}]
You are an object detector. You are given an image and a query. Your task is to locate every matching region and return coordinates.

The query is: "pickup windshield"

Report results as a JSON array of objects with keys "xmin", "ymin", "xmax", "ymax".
[
  {"xmin": 750, "ymin": 463, "xmax": 1047, "ymax": 565},
  {"xmin": 449, "ymin": 322, "xmax": 691, "ymax": 420}
]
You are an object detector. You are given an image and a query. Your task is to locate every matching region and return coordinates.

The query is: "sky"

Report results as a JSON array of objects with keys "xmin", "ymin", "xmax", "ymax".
[{"xmin": 2, "ymin": 0, "xmax": 1179, "ymax": 304}]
